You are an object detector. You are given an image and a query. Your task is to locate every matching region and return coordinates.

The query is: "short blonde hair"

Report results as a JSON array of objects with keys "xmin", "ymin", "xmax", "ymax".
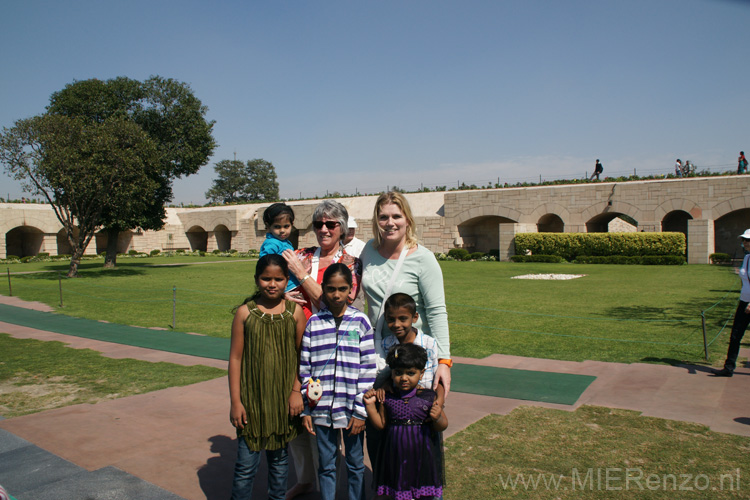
[{"xmin": 371, "ymin": 191, "xmax": 418, "ymax": 249}]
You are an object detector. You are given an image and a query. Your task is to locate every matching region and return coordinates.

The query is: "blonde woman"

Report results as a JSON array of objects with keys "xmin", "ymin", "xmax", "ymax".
[{"xmin": 360, "ymin": 191, "xmax": 452, "ymax": 393}]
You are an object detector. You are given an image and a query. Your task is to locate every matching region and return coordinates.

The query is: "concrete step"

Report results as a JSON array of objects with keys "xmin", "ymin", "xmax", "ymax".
[{"xmin": 0, "ymin": 429, "xmax": 184, "ymax": 500}]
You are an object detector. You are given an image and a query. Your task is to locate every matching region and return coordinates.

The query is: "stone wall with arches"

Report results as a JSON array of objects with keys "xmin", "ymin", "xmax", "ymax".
[{"xmin": 2, "ymin": 175, "xmax": 749, "ymax": 263}]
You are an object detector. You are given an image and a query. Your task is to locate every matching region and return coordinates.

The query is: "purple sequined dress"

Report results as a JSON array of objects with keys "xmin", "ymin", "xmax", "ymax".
[{"xmin": 374, "ymin": 388, "xmax": 444, "ymax": 500}]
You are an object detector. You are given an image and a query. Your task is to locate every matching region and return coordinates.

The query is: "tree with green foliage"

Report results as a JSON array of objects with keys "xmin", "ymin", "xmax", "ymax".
[
  {"xmin": 205, "ymin": 158, "xmax": 279, "ymax": 204},
  {"xmin": 46, "ymin": 76, "xmax": 216, "ymax": 268},
  {"xmin": 0, "ymin": 114, "xmax": 160, "ymax": 277}
]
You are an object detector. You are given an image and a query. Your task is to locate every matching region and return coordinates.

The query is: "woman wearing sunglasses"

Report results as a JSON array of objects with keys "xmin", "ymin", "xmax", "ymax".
[{"xmin": 283, "ymin": 199, "xmax": 362, "ymax": 320}]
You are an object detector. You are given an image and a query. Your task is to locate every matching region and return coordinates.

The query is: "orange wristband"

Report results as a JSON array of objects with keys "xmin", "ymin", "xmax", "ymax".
[{"xmin": 438, "ymin": 358, "xmax": 453, "ymax": 368}]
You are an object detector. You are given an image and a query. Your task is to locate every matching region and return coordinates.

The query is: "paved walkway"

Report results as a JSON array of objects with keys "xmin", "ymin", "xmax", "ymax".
[{"xmin": 0, "ymin": 295, "xmax": 748, "ymax": 499}]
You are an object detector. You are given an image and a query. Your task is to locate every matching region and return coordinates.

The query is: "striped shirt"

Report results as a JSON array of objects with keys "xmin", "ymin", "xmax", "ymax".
[{"xmin": 300, "ymin": 306, "xmax": 377, "ymax": 428}]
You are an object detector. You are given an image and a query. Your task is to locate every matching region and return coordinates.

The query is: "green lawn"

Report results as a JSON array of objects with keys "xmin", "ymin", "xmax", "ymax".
[
  {"xmin": 442, "ymin": 262, "xmax": 739, "ymax": 365},
  {"xmin": 0, "ymin": 258, "xmax": 741, "ymax": 365},
  {"xmin": 0, "ymin": 334, "xmax": 225, "ymax": 417},
  {"xmin": 445, "ymin": 405, "xmax": 750, "ymax": 500}
]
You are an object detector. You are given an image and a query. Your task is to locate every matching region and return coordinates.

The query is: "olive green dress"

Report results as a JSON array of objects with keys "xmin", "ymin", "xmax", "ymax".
[{"xmin": 238, "ymin": 299, "xmax": 301, "ymax": 450}]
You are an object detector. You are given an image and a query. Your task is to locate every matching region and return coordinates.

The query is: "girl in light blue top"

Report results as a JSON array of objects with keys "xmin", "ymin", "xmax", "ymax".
[{"xmin": 260, "ymin": 203, "xmax": 301, "ymax": 292}]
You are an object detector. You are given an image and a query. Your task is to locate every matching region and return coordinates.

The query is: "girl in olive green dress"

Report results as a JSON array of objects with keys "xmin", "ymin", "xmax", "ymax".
[{"xmin": 228, "ymin": 254, "xmax": 307, "ymax": 499}]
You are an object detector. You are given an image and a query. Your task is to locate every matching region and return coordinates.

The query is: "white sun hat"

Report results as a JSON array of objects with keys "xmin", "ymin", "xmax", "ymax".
[
  {"xmin": 739, "ymin": 229, "xmax": 750, "ymax": 240},
  {"xmin": 347, "ymin": 216, "xmax": 357, "ymax": 229}
]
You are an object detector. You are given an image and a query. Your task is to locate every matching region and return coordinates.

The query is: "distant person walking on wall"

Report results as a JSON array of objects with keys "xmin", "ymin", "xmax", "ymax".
[
  {"xmin": 738, "ymin": 151, "xmax": 748, "ymax": 174},
  {"xmin": 675, "ymin": 159, "xmax": 683, "ymax": 178},
  {"xmin": 684, "ymin": 160, "xmax": 694, "ymax": 176},
  {"xmin": 589, "ymin": 159, "xmax": 603, "ymax": 181},
  {"xmin": 713, "ymin": 229, "xmax": 750, "ymax": 377}
]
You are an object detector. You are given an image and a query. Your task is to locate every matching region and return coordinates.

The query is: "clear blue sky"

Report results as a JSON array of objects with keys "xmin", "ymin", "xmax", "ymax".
[{"xmin": 1, "ymin": 0, "xmax": 748, "ymax": 204}]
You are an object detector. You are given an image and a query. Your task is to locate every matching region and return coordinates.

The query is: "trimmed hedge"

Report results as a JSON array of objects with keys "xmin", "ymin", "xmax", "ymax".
[
  {"xmin": 709, "ymin": 253, "xmax": 731, "ymax": 264},
  {"xmin": 573, "ymin": 255, "xmax": 685, "ymax": 265},
  {"xmin": 510, "ymin": 254, "xmax": 565, "ymax": 263},
  {"xmin": 448, "ymin": 248, "xmax": 470, "ymax": 261},
  {"xmin": 514, "ymin": 232, "xmax": 685, "ymax": 260}
]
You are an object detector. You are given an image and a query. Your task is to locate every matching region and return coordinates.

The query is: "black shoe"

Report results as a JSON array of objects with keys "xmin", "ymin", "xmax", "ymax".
[{"xmin": 712, "ymin": 368, "xmax": 733, "ymax": 377}]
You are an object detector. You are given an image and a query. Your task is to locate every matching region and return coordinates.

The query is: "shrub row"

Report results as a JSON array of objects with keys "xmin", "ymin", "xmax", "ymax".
[
  {"xmin": 510, "ymin": 254, "xmax": 685, "ymax": 265},
  {"xmin": 440, "ymin": 249, "xmax": 496, "ymax": 261},
  {"xmin": 573, "ymin": 255, "xmax": 685, "ymax": 265},
  {"xmin": 514, "ymin": 232, "xmax": 686, "ymax": 260},
  {"xmin": 510, "ymin": 255, "xmax": 565, "ymax": 263},
  {"xmin": 709, "ymin": 253, "xmax": 731, "ymax": 264}
]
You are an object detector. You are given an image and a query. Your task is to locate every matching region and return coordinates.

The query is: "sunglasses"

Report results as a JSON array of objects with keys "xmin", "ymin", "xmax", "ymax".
[{"xmin": 312, "ymin": 220, "xmax": 341, "ymax": 230}]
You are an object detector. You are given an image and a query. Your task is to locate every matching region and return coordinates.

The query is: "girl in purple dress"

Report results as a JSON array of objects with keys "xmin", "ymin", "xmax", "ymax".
[{"xmin": 364, "ymin": 343, "xmax": 449, "ymax": 500}]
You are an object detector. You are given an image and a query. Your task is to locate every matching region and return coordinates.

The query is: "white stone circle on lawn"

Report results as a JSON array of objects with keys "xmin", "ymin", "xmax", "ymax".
[{"xmin": 511, "ymin": 274, "xmax": 587, "ymax": 280}]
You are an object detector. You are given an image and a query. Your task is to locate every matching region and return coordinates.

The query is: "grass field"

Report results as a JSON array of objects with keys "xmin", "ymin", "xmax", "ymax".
[
  {"xmin": 0, "ymin": 257, "xmax": 741, "ymax": 365},
  {"xmin": 445, "ymin": 405, "xmax": 749, "ymax": 500},
  {"xmin": 0, "ymin": 334, "xmax": 225, "ymax": 417}
]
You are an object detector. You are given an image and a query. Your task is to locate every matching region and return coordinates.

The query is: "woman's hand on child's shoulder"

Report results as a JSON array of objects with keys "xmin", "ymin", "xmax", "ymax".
[{"xmin": 285, "ymin": 291, "xmax": 306, "ymax": 306}]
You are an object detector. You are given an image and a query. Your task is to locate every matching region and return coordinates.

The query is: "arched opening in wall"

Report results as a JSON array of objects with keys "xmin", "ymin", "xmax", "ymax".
[
  {"xmin": 537, "ymin": 214, "xmax": 564, "ymax": 233},
  {"xmin": 586, "ymin": 213, "xmax": 637, "ymax": 233},
  {"xmin": 95, "ymin": 230, "xmax": 134, "ymax": 254},
  {"xmin": 662, "ymin": 210, "xmax": 692, "ymax": 254},
  {"xmin": 6, "ymin": 226, "xmax": 44, "ymax": 257},
  {"xmin": 56, "ymin": 228, "xmax": 78, "ymax": 255},
  {"xmin": 186, "ymin": 226, "xmax": 208, "ymax": 252},
  {"xmin": 715, "ymin": 208, "xmax": 750, "ymax": 258},
  {"xmin": 288, "ymin": 226, "xmax": 300, "ymax": 249},
  {"xmin": 457, "ymin": 216, "xmax": 516, "ymax": 253},
  {"xmin": 214, "ymin": 225, "xmax": 232, "ymax": 252},
  {"xmin": 95, "ymin": 231, "xmax": 107, "ymax": 254}
]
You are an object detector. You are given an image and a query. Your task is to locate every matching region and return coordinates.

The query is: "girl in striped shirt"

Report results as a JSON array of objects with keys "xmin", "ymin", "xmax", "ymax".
[{"xmin": 299, "ymin": 263, "xmax": 376, "ymax": 500}]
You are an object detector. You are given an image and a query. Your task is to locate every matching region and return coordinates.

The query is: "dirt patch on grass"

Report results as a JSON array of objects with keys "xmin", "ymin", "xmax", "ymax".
[{"xmin": 0, "ymin": 376, "xmax": 104, "ymax": 417}]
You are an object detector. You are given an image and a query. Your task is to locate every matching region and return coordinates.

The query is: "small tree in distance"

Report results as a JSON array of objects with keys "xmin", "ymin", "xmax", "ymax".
[{"xmin": 205, "ymin": 158, "xmax": 280, "ymax": 204}]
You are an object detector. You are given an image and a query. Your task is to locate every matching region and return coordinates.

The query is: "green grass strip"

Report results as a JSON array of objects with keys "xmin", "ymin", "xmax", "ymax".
[{"xmin": 451, "ymin": 363, "xmax": 596, "ymax": 405}]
